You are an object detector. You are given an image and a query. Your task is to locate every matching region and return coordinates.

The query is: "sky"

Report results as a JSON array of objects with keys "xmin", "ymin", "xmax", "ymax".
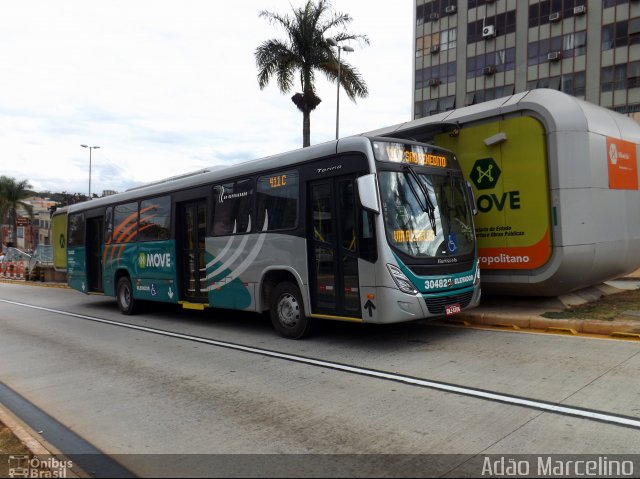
[{"xmin": 0, "ymin": 0, "xmax": 414, "ymax": 196}]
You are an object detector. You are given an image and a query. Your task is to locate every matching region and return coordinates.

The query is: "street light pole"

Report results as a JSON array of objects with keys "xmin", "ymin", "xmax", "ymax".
[
  {"xmin": 80, "ymin": 144, "xmax": 100, "ymax": 199},
  {"xmin": 326, "ymin": 38, "xmax": 354, "ymax": 140}
]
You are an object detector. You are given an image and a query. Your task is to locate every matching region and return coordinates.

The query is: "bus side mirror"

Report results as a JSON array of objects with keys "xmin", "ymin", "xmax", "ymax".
[
  {"xmin": 467, "ymin": 181, "xmax": 478, "ymax": 216},
  {"xmin": 357, "ymin": 174, "xmax": 380, "ymax": 214}
]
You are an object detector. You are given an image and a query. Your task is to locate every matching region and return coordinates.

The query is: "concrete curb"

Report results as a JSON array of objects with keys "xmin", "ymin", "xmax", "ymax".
[
  {"xmin": 0, "ymin": 278, "xmax": 69, "ymax": 289},
  {"xmin": 453, "ymin": 311, "xmax": 640, "ymax": 337},
  {"xmin": 0, "ymin": 403, "xmax": 83, "ymax": 478},
  {"xmin": 0, "ymin": 404, "xmax": 54, "ymax": 457}
]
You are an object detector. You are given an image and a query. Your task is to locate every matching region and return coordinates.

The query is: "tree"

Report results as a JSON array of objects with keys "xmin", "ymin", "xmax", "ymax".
[
  {"xmin": 255, "ymin": 0, "xmax": 369, "ymax": 147},
  {"xmin": 0, "ymin": 176, "xmax": 33, "ymax": 247}
]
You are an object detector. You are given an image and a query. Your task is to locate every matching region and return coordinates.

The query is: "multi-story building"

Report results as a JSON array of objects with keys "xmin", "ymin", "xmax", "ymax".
[{"xmin": 413, "ymin": 0, "xmax": 640, "ymax": 121}]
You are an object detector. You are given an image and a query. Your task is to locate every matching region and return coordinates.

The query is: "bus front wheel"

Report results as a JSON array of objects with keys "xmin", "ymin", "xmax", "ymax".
[
  {"xmin": 270, "ymin": 282, "xmax": 313, "ymax": 339},
  {"xmin": 116, "ymin": 276, "xmax": 139, "ymax": 315}
]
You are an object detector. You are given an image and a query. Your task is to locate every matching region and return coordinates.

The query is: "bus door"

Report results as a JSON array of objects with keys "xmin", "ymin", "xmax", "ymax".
[
  {"xmin": 177, "ymin": 200, "xmax": 208, "ymax": 302},
  {"xmin": 309, "ymin": 176, "xmax": 361, "ymax": 319},
  {"xmin": 86, "ymin": 217, "xmax": 104, "ymax": 292}
]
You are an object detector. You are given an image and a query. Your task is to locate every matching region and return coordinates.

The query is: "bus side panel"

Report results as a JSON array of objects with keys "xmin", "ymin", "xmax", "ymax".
[
  {"xmin": 204, "ymin": 234, "xmax": 307, "ymax": 312},
  {"xmin": 131, "ymin": 240, "xmax": 179, "ymax": 303},
  {"xmin": 102, "ymin": 242, "xmax": 137, "ymax": 297},
  {"xmin": 67, "ymin": 246, "xmax": 87, "ymax": 293}
]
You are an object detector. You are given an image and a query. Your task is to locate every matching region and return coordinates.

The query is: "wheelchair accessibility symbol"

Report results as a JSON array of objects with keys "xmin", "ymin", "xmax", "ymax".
[{"xmin": 447, "ymin": 234, "xmax": 458, "ymax": 253}]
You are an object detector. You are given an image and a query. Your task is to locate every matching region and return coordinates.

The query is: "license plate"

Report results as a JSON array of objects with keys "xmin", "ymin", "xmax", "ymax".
[{"xmin": 445, "ymin": 304, "xmax": 461, "ymax": 316}]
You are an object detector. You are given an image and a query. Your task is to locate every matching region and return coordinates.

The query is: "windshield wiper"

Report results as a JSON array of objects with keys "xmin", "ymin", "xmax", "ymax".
[{"xmin": 403, "ymin": 164, "xmax": 437, "ymax": 235}]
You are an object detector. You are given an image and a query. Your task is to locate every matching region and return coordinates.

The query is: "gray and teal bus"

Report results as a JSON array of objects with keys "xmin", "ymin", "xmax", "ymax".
[{"xmin": 59, "ymin": 136, "xmax": 481, "ymax": 338}]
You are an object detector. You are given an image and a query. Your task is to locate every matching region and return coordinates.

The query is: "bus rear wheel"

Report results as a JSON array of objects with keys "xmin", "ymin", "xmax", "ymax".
[
  {"xmin": 116, "ymin": 276, "xmax": 139, "ymax": 315},
  {"xmin": 270, "ymin": 282, "xmax": 313, "ymax": 339}
]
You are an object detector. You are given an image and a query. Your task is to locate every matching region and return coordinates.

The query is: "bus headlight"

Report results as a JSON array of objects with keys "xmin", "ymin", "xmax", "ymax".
[
  {"xmin": 474, "ymin": 265, "xmax": 481, "ymax": 285},
  {"xmin": 387, "ymin": 264, "xmax": 418, "ymax": 295}
]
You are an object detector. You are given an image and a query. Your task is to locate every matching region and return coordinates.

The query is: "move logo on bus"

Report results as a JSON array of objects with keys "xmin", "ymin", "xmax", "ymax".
[
  {"xmin": 469, "ymin": 158, "xmax": 521, "ymax": 213},
  {"xmin": 138, "ymin": 252, "xmax": 172, "ymax": 269}
]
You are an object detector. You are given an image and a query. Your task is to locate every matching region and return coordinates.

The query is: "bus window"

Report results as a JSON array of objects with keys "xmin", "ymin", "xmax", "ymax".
[
  {"xmin": 113, "ymin": 202, "xmax": 139, "ymax": 244},
  {"xmin": 212, "ymin": 179, "xmax": 254, "ymax": 235},
  {"xmin": 257, "ymin": 170, "xmax": 299, "ymax": 231},
  {"xmin": 338, "ymin": 180, "xmax": 356, "ymax": 252},
  {"xmin": 359, "ymin": 210, "xmax": 377, "ymax": 262},
  {"xmin": 104, "ymin": 207, "xmax": 113, "ymax": 243},
  {"xmin": 139, "ymin": 196, "xmax": 171, "ymax": 242},
  {"xmin": 68, "ymin": 213, "xmax": 85, "ymax": 246}
]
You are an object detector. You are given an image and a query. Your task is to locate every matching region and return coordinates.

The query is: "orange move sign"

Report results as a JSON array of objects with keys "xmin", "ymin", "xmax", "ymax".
[{"xmin": 607, "ymin": 137, "xmax": 638, "ymax": 190}]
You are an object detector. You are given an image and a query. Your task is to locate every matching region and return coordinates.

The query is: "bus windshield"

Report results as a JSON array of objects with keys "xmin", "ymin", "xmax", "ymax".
[{"xmin": 378, "ymin": 169, "xmax": 475, "ymax": 259}]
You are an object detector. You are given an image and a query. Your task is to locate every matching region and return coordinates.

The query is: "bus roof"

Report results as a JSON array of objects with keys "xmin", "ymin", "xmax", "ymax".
[{"xmin": 66, "ymin": 135, "xmax": 454, "ymax": 215}]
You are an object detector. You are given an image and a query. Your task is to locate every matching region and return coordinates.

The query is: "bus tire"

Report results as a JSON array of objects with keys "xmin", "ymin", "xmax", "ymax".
[
  {"xmin": 270, "ymin": 282, "xmax": 313, "ymax": 339},
  {"xmin": 116, "ymin": 276, "xmax": 139, "ymax": 315}
]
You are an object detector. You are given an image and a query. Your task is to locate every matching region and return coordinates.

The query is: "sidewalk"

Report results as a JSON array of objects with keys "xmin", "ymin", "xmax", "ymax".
[{"xmin": 453, "ymin": 278, "xmax": 640, "ymax": 338}]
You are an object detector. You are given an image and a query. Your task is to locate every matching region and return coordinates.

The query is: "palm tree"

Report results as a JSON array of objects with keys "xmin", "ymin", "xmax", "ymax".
[
  {"xmin": 0, "ymin": 176, "xmax": 33, "ymax": 247},
  {"xmin": 255, "ymin": 0, "xmax": 369, "ymax": 147}
]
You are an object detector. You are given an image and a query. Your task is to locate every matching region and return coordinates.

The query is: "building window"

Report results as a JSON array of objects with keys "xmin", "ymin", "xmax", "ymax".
[
  {"xmin": 465, "ymin": 92, "xmax": 475, "ymax": 106},
  {"xmin": 603, "ymin": 0, "xmax": 629, "ymax": 8},
  {"xmin": 416, "ymin": 28, "xmax": 457, "ymax": 57},
  {"xmin": 468, "ymin": 10, "xmax": 516, "ymax": 44},
  {"xmin": 439, "ymin": 95, "xmax": 455, "ymax": 112},
  {"xmin": 418, "ymin": 96, "xmax": 456, "ymax": 117},
  {"xmin": 630, "ymin": 18, "xmax": 640, "ymax": 45},
  {"xmin": 628, "ymin": 61, "xmax": 640, "ymax": 89},
  {"xmin": 529, "ymin": 0, "xmax": 582, "ymax": 29},
  {"xmin": 528, "ymin": 32, "xmax": 586, "ymax": 65},
  {"xmin": 417, "ymin": 0, "xmax": 458, "ymax": 25},
  {"xmin": 418, "ymin": 61, "xmax": 457, "ymax": 88},
  {"xmin": 440, "ymin": 28, "xmax": 457, "ymax": 51},
  {"xmin": 561, "ymin": 71, "xmax": 586, "ymax": 96},
  {"xmin": 468, "ymin": 0, "xmax": 496, "ymax": 8},
  {"xmin": 601, "ymin": 64, "xmax": 628, "ymax": 92},
  {"xmin": 422, "ymin": 99, "xmax": 439, "ymax": 116},
  {"xmin": 601, "ymin": 20, "xmax": 638, "ymax": 51},
  {"xmin": 471, "ymin": 85, "xmax": 515, "ymax": 104},
  {"xmin": 466, "ymin": 47, "xmax": 516, "ymax": 78}
]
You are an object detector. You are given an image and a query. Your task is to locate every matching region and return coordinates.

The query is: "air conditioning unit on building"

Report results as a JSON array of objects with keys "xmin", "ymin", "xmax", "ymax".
[
  {"xmin": 483, "ymin": 65, "xmax": 496, "ymax": 75},
  {"xmin": 429, "ymin": 12, "xmax": 440, "ymax": 21},
  {"xmin": 549, "ymin": 12, "xmax": 562, "ymax": 22},
  {"xmin": 430, "ymin": 44, "xmax": 440, "ymax": 54},
  {"xmin": 547, "ymin": 51, "xmax": 562, "ymax": 61},
  {"xmin": 445, "ymin": 5, "xmax": 457, "ymax": 14},
  {"xmin": 428, "ymin": 78, "xmax": 441, "ymax": 87},
  {"xmin": 482, "ymin": 25, "xmax": 496, "ymax": 38},
  {"xmin": 574, "ymin": 5, "xmax": 586, "ymax": 15}
]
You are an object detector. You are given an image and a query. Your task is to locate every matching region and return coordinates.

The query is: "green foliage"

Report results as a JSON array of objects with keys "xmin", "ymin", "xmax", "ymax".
[
  {"xmin": 255, "ymin": 0, "xmax": 369, "ymax": 147},
  {"xmin": 0, "ymin": 176, "xmax": 34, "ymax": 244}
]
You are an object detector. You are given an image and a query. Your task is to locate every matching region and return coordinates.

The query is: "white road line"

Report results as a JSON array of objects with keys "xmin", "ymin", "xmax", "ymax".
[{"xmin": 2, "ymin": 298, "xmax": 640, "ymax": 430}]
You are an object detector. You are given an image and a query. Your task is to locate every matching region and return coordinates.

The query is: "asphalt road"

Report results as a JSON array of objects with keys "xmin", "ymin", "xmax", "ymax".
[{"xmin": 0, "ymin": 282, "xmax": 639, "ymax": 477}]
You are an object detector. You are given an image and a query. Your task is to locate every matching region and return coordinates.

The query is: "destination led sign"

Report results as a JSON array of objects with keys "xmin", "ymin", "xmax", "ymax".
[{"xmin": 373, "ymin": 141, "xmax": 448, "ymax": 168}]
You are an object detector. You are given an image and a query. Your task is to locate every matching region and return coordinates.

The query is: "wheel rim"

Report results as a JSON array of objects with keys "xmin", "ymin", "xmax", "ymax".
[
  {"xmin": 277, "ymin": 293, "xmax": 300, "ymax": 328},
  {"xmin": 119, "ymin": 283, "xmax": 131, "ymax": 309}
]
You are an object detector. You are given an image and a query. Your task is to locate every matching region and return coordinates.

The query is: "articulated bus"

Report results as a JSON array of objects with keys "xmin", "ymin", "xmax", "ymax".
[{"xmin": 57, "ymin": 136, "xmax": 481, "ymax": 338}]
